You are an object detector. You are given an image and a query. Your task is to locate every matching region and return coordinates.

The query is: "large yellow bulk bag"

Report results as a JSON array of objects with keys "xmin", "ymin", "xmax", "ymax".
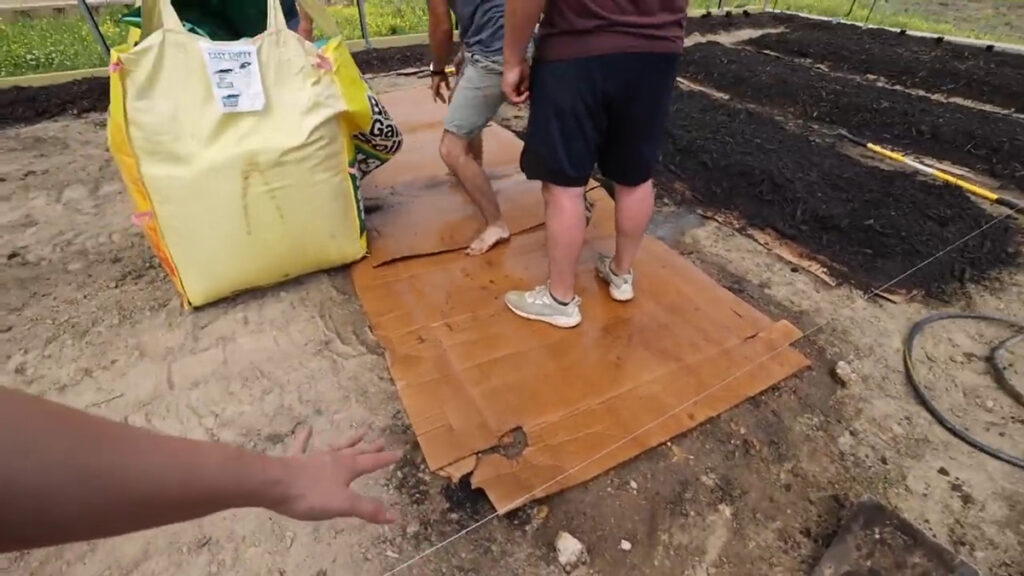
[{"xmin": 107, "ymin": 0, "xmax": 400, "ymax": 307}]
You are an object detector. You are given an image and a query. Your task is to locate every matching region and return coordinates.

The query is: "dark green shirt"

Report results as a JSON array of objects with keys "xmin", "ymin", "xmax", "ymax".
[{"xmin": 166, "ymin": 0, "xmax": 301, "ymax": 40}]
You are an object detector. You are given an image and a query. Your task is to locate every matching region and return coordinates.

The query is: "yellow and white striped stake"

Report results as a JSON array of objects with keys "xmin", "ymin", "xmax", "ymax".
[{"xmin": 840, "ymin": 131, "xmax": 1021, "ymax": 212}]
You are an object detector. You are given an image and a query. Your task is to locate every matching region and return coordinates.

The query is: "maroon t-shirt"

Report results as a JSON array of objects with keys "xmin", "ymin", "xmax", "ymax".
[{"xmin": 536, "ymin": 0, "xmax": 687, "ymax": 61}]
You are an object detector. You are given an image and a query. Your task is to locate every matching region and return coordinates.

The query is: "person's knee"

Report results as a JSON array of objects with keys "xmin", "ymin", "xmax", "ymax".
[
  {"xmin": 542, "ymin": 183, "xmax": 585, "ymax": 209},
  {"xmin": 439, "ymin": 132, "xmax": 470, "ymax": 168}
]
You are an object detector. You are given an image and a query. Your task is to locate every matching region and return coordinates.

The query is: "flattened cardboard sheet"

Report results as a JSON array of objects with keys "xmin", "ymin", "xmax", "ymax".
[
  {"xmin": 361, "ymin": 91, "xmax": 541, "ymax": 266},
  {"xmin": 353, "ymin": 87, "xmax": 810, "ymax": 511}
]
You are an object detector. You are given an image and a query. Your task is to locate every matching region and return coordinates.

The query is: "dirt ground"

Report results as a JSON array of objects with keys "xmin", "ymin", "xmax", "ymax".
[{"xmin": 3, "ymin": 29, "xmax": 1024, "ymax": 576}]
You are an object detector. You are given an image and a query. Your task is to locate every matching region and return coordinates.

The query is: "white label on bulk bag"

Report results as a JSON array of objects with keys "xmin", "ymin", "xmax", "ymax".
[{"xmin": 201, "ymin": 43, "xmax": 265, "ymax": 113}]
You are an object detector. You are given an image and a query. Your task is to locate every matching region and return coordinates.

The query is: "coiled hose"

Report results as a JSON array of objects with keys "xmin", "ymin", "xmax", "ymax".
[{"xmin": 904, "ymin": 312, "xmax": 1024, "ymax": 470}]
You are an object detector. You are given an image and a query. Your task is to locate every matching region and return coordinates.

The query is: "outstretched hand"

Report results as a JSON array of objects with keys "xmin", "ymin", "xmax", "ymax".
[{"xmin": 272, "ymin": 428, "xmax": 401, "ymax": 524}]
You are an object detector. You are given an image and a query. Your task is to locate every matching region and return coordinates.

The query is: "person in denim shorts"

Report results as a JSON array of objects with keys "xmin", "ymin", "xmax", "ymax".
[{"xmin": 427, "ymin": 0, "xmax": 511, "ymax": 255}]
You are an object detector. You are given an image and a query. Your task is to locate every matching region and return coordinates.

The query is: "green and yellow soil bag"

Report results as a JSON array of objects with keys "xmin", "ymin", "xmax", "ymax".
[{"xmin": 108, "ymin": 0, "xmax": 401, "ymax": 307}]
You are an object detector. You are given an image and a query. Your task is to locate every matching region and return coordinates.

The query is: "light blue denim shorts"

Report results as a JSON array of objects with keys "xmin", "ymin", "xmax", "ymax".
[{"xmin": 443, "ymin": 52, "xmax": 505, "ymax": 139}]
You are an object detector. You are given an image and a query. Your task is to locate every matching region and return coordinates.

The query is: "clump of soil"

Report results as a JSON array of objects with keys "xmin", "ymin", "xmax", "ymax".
[
  {"xmin": 747, "ymin": 22, "xmax": 1024, "ymax": 113},
  {"xmin": 440, "ymin": 475, "xmax": 493, "ymax": 522},
  {"xmin": 659, "ymin": 89, "xmax": 1020, "ymax": 296},
  {"xmin": 678, "ymin": 42, "xmax": 1024, "ymax": 192},
  {"xmin": 0, "ymin": 77, "xmax": 109, "ymax": 130}
]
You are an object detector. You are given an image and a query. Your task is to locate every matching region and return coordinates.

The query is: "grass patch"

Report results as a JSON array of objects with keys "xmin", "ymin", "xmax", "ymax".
[
  {"xmin": 326, "ymin": 0, "xmax": 428, "ymax": 39},
  {"xmin": 693, "ymin": 0, "xmax": 1023, "ymax": 45},
  {"xmin": 770, "ymin": 0, "xmax": 965, "ymax": 35},
  {"xmin": 0, "ymin": 0, "xmax": 430, "ymax": 78},
  {"xmin": 0, "ymin": 7, "xmax": 131, "ymax": 78}
]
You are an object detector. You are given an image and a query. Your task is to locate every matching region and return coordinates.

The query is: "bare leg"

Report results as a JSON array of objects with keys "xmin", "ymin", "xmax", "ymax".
[
  {"xmin": 544, "ymin": 182, "xmax": 587, "ymax": 302},
  {"xmin": 469, "ymin": 133, "xmax": 483, "ymax": 166},
  {"xmin": 610, "ymin": 179, "xmax": 654, "ymax": 275},
  {"xmin": 446, "ymin": 133, "xmax": 481, "ymax": 175},
  {"xmin": 439, "ymin": 131, "xmax": 508, "ymax": 255}
]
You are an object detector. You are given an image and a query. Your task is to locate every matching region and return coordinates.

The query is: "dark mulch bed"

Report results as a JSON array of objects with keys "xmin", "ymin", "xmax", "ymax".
[
  {"xmin": 352, "ymin": 42, "xmax": 443, "ymax": 75},
  {"xmin": 659, "ymin": 88, "xmax": 1019, "ymax": 296},
  {"xmin": 678, "ymin": 42, "xmax": 1024, "ymax": 192},
  {"xmin": 746, "ymin": 22, "xmax": 1024, "ymax": 114},
  {"xmin": 0, "ymin": 77, "xmax": 109, "ymax": 130}
]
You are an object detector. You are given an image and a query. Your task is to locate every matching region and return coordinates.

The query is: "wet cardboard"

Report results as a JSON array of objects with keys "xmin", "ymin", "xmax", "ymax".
[
  {"xmin": 353, "ymin": 87, "xmax": 810, "ymax": 511},
  {"xmin": 361, "ymin": 90, "xmax": 541, "ymax": 267}
]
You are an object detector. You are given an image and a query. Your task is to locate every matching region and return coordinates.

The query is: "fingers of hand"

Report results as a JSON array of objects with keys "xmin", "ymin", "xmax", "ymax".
[
  {"xmin": 343, "ymin": 438, "xmax": 386, "ymax": 457},
  {"xmin": 431, "ymin": 83, "xmax": 448, "ymax": 104},
  {"xmin": 352, "ymin": 450, "xmax": 402, "ymax": 477},
  {"xmin": 346, "ymin": 492, "xmax": 399, "ymax": 524},
  {"xmin": 511, "ymin": 90, "xmax": 530, "ymax": 104},
  {"xmin": 288, "ymin": 427, "xmax": 313, "ymax": 456},
  {"xmin": 505, "ymin": 87, "xmax": 529, "ymax": 105},
  {"xmin": 502, "ymin": 81, "xmax": 518, "ymax": 103},
  {"xmin": 331, "ymin": 428, "xmax": 368, "ymax": 451}
]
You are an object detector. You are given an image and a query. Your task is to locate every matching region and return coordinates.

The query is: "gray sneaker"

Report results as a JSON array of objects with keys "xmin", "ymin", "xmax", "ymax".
[
  {"xmin": 596, "ymin": 254, "xmax": 634, "ymax": 302},
  {"xmin": 504, "ymin": 284, "xmax": 582, "ymax": 328}
]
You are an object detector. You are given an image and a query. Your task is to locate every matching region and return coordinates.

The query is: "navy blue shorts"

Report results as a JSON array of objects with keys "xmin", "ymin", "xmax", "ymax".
[{"xmin": 521, "ymin": 52, "xmax": 680, "ymax": 188}]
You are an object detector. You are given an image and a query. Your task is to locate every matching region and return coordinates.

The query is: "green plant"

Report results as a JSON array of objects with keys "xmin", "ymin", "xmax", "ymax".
[
  {"xmin": 325, "ymin": 0, "xmax": 429, "ymax": 40},
  {"xmin": 0, "ymin": 7, "xmax": 131, "ymax": 78}
]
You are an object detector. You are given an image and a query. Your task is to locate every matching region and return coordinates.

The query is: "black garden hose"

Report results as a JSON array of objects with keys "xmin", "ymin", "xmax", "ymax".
[{"xmin": 904, "ymin": 312, "xmax": 1024, "ymax": 470}]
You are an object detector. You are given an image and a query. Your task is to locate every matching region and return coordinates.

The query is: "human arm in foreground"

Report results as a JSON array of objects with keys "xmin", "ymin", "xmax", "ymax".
[
  {"xmin": 502, "ymin": 0, "xmax": 544, "ymax": 104},
  {"xmin": 427, "ymin": 0, "xmax": 455, "ymax": 102},
  {"xmin": 0, "ymin": 387, "xmax": 400, "ymax": 553}
]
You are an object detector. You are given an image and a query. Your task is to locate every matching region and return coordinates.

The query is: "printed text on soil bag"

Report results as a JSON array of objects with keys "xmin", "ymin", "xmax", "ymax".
[{"xmin": 201, "ymin": 43, "xmax": 265, "ymax": 114}]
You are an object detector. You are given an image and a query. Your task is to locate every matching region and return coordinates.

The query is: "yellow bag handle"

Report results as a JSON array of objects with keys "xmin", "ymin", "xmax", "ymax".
[
  {"xmin": 265, "ymin": 0, "xmax": 289, "ymax": 31},
  {"xmin": 141, "ymin": 0, "xmax": 184, "ymax": 38},
  {"xmin": 295, "ymin": 0, "xmax": 341, "ymax": 39}
]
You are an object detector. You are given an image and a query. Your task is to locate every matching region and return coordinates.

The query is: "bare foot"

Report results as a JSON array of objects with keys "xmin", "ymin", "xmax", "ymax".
[{"xmin": 466, "ymin": 222, "xmax": 510, "ymax": 256}]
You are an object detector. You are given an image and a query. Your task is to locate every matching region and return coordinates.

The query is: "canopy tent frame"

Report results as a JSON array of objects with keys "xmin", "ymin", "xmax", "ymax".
[{"xmin": 76, "ymin": 0, "xmax": 110, "ymax": 60}]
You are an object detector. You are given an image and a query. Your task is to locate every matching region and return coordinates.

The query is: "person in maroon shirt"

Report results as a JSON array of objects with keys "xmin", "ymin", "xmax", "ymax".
[{"xmin": 501, "ymin": 0, "xmax": 686, "ymax": 328}]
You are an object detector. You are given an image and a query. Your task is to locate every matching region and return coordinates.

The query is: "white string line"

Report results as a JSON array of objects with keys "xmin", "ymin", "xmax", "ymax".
[{"xmin": 383, "ymin": 204, "xmax": 1021, "ymax": 576}]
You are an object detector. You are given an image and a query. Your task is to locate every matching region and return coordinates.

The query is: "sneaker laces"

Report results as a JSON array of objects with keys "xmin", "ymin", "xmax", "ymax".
[
  {"xmin": 601, "ymin": 256, "xmax": 631, "ymax": 282},
  {"xmin": 525, "ymin": 285, "xmax": 552, "ymax": 304}
]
